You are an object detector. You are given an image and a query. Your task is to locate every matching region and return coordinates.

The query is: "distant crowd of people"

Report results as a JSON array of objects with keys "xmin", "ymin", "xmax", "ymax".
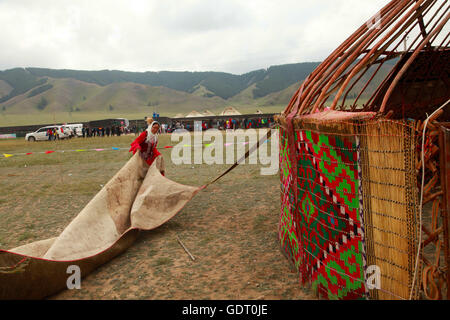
[
  {"xmin": 66, "ymin": 117, "xmax": 274, "ymax": 139},
  {"xmin": 81, "ymin": 126, "xmax": 129, "ymax": 138},
  {"xmin": 46, "ymin": 128, "xmax": 61, "ymax": 140},
  {"xmin": 167, "ymin": 117, "xmax": 273, "ymax": 132}
]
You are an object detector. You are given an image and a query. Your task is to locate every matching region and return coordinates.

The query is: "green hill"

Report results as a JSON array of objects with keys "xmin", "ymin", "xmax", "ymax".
[
  {"xmin": 0, "ymin": 68, "xmax": 47, "ymax": 103},
  {"xmin": 1, "ymin": 63, "xmax": 319, "ymax": 100},
  {"xmin": 0, "ymin": 80, "xmax": 13, "ymax": 98},
  {"xmin": 252, "ymin": 63, "xmax": 319, "ymax": 98},
  {"xmin": 0, "ymin": 77, "xmax": 231, "ymax": 125}
]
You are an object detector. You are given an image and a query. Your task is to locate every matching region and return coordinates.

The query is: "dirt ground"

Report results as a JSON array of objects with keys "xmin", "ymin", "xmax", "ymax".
[{"xmin": 0, "ymin": 134, "xmax": 315, "ymax": 300}]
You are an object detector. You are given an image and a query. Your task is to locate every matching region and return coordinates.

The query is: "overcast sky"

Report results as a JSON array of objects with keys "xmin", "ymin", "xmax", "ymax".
[{"xmin": 0, "ymin": 0, "xmax": 389, "ymax": 74}]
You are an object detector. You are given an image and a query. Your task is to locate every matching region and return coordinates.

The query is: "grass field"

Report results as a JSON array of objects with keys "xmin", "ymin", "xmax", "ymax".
[{"xmin": 0, "ymin": 133, "xmax": 314, "ymax": 300}]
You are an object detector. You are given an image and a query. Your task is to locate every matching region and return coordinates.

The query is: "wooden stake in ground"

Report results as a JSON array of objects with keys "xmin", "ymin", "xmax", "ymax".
[{"xmin": 176, "ymin": 235, "xmax": 195, "ymax": 261}]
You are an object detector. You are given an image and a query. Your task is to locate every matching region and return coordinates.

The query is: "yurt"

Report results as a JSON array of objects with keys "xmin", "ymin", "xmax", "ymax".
[
  {"xmin": 275, "ymin": 0, "xmax": 449, "ymax": 300},
  {"xmin": 202, "ymin": 110, "xmax": 216, "ymax": 116},
  {"xmin": 185, "ymin": 110, "xmax": 203, "ymax": 118},
  {"xmin": 219, "ymin": 106, "xmax": 242, "ymax": 116}
]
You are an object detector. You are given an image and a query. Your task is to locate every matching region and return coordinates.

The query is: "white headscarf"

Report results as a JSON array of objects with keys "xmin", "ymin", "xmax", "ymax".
[{"xmin": 146, "ymin": 121, "xmax": 160, "ymax": 144}]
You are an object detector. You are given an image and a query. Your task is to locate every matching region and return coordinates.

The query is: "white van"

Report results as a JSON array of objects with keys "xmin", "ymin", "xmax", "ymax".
[{"xmin": 63, "ymin": 124, "xmax": 83, "ymax": 137}]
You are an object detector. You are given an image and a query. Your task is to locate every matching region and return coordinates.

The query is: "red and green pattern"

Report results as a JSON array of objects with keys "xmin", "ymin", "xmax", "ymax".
[
  {"xmin": 279, "ymin": 127, "xmax": 367, "ymax": 300},
  {"xmin": 279, "ymin": 128, "xmax": 301, "ymax": 269}
]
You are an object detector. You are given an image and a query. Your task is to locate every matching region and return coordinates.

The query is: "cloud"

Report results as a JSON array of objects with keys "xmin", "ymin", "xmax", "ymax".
[
  {"xmin": 153, "ymin": 0, "xmax": 250, "ymax": 33},
  {"xmin": 0, "ymin": 0, "xmax": 389, "ymax": 74}
]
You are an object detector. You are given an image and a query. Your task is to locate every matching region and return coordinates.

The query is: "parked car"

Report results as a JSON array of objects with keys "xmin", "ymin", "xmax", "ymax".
[
  {"xmin": 63, "ymin": 124, "xmax": 83, "ymax": 137},
  {"xmin": 25, "ymin": 125, "xmax": 70, "ymax": 141}
]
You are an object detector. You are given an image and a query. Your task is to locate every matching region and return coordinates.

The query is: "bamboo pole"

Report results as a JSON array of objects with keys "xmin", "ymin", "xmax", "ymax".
[{"xmin": 176, "ymin": 236, "xmax": 196, "ymax": 261}]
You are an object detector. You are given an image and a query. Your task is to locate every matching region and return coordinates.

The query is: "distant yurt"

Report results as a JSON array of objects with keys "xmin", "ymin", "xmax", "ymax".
[
  {"xmin": 275, "ymin": 0, "xmax": 449, "ymax": 300},
  {"xmin": 219, "ymin": 106, "xmax": 242, "ymax": 116},
  {"xmin": 201, "ymin": 110, "xmax": 216, "ymax": 116},
  {"xmin": 255, "ymin": 110, "xmax": 263, "ymax": 114},
  {"xmin": 173, "ymin": 113, "xmax": 185, "ymax": 118},
  {"xmin": 185, "ymin": 110, "xmax": 203, "ymax": 118}
]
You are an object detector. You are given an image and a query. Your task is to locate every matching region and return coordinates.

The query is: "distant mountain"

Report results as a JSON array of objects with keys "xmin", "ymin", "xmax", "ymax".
[
  {"xmin": 0, "ymin": 80, "xmax": 13, "ymax": 98},
  {"xmin": 0, "ymin": 62, "xmax": 320, "ymax": 102},
  {"xmin": 0, "ymin": 78, "xmax": 227, "ymax": 115},
  {"xmin": 251, "ymin": 63, "xmax": 319, "ymax": 98},
  {"xmin": 0, "ymin": 61, "xmax": 394, "ymax": 124},
  {"xmin": 0, "ymin": 68, "xmax": 48, "ymax": 103}
]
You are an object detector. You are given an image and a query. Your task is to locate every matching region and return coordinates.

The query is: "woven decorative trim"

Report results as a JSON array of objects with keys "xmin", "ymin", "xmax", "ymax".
[{"xmin": 278, "ymin": 119, "xmax": 419, "ymax": 300}]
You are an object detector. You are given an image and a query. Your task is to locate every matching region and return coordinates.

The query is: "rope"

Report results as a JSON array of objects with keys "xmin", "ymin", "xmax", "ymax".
[
  {"xmin": 0, "ymin": 140, "xmax": 267, "ymax": 159},
  {"xmin": 201, "ymin": 129, "xmax": 273, "ymax": 188},
  {"xmin": 410, "ymin": 98, "xmax": 450, "ymax": 300}
]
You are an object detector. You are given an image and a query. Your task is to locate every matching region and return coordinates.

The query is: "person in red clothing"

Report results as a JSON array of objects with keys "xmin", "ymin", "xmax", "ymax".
[{"xmin": 129, "ymin": 118, "xmax": 165, "ymax": 176}]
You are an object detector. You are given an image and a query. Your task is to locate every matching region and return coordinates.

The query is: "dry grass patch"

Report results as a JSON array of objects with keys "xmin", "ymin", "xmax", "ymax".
[{"xmin": 0, "ymin": 134, "xmax": 314, "ymax": 300}]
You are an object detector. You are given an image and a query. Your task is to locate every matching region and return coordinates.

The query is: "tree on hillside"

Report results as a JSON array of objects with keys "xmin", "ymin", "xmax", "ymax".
[
  {"xmin": 36, "ymin": 97, "xmax": 48, "ymax": 110},
  {"xmin": 0, "ymin": 69, "xmax": 48, "ymax": 103},
  {"xmin": 147, "ymin": 101, "xmax": 159, "ymax": 107},
  {"xmin": 27, "ymin": 84, "xmax": 53, "ymax": 98}
]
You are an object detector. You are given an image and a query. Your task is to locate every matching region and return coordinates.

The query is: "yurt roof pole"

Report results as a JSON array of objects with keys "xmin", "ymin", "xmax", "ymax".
[
  {"xmin": 365, "ymin": 6, "xmax": 447, "ymax": 110},
  {"xmin": 349, "ymin": 63, "xmax": 384, "ymax": 111},
  {"xmin": 318, "ymin": 0, "xmax": 424, "ymax": 112},
  {"xmin": 362, "ymin": 0, "xmax": 442, "ymax": 102},
  {"xmin": 380, "ymin": 11, "xmax": 450, "ymax": 113},
  {"xmin": 344, "ymin": 7, "xmax": 431, "ymax": 111},
  {"xmin": 408, "ymin": 2, "xmax": 448, "ymax": 50},
  {"xmin": 399, "ymin": 0, "xmax": 438, "ymax": 48},
  {"xmin": 357, "ymin": 0, "xmax": 444, "ymax": 111},
  {"xmin": 417, "ymin": 7, "xmax": 430, "ymax": 40},
  {"xmin": 287, "ymin": 76, "xmax": 309, "ymax": 118},
  {"xmin": 284, "ymin": 1, "xmax": 394, "ymax": 116},
  {"xmin": 330, "ymin": 0, "xmax": 432, "ymax": 111},
  {"xmin": 295, "ymin": 0, "xmax": 399, "ymax": 115},
  {"xmin": 312, "ymin": 0, "xmax": 421, "ymax": 113},
  {"xmin": 298, "ymin": 26, "xmax": 378, "ymax": 114},
  {"xmin": 364, "ymin": 2, "xmax": 444, "ymax": 109},
  {"xmin": 439, "ymin": 31, "xmax": 450, "ymax": 47},
  {"xmin": 346, "ymin": 52, "xmax": 401, "ymax": 111},
  {"xmin": 283, "ymin": 86, "xmax": 301, "ymax": 116},
  {"xmin": 310, "ymin": 0, "xmax": 411, "ymax": 113},
  {"xmin": 288, "ymin": 26, "xmax": 364, "ymax": 114},
  {"xmin": 283, "ymin": 0, "xmax": 449, "ymax": 117},
  {"xmin": 445, "ymin": 33, "xmax": 450, "ymax": 47},
  {"xmin": 429, "ymin": 7, "xmax": 450, "ymax": 44}
]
